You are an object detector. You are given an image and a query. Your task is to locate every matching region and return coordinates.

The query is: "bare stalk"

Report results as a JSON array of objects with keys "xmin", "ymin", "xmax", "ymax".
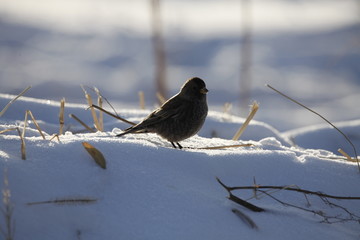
[
  {"xmin": 59, "ymin": 98, "xmax": 65, "ymax": 135},
  {"xmin": 27, "ymin": 110, "xmax": 45, "ymax": 139},
  {"xmin": 267, "ymin": 84, "xmax": 360, "ymax": 172},
  {"xmin": 0, "ymin": 86, "xmax": 31, "ymax": 117},
  {"xmin": 232, "ymin": 101, "xmax": 259, "ymax": 140}
]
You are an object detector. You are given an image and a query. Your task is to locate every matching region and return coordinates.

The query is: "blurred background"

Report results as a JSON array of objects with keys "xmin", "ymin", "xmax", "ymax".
[{"xmin": 0, "ymin": 0, "xmax": 359, "ymax": 131}]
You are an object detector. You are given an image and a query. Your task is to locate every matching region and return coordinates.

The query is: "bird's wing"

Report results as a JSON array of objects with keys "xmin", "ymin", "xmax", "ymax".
[
  {"xmin": 117, "ymin": 95, "xmax": 187, "ymax": 137},
  {"xmin": 135, "ymin": 95, "xmax": 186, "ymax": 128}
]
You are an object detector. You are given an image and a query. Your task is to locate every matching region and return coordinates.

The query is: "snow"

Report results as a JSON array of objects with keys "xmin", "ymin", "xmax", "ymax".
[
  {"xmin": 1, "ymin": 0, "xmax": 360, "ymax": 238},
  {"xmin": 0, "ymin": 0, "xmax": 360, "ymax": 132},
  {"xmin": 0, "ymin": 94, "xmax": 359, "ymax": 240}
]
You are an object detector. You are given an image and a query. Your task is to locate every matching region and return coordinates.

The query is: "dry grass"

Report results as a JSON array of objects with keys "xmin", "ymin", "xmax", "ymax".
[
  {"xmin": 267, "ymin": 84, "xmax": 360, "ymax": 172},
  {"xmin": 26, "ymin": 110, "xmax": 45, "ymax": 139},
  {"xmin": 338, "ymin": 149, "xmax": 358, "ymax": 163},
  {"xmin": 59, "ymin": 98, "xmax": 65, "ymax": 135},
  {"xmin": 94, "ymin": 87, "xmax": 104, "ymax": 131},
  {"xmin": 0, "ymin": 86, "xmax": 31, "ymax": 117},
  {"xmin": 0, "ymin": 127, "xmax": 26, "ymax": 160},
  {"xmin": 69, "ymin": 114, "xmax": 95, "ymax": 133},
  {"xmin": 232, "ymin": 101, "xmax": 259, "ymax": 141},
  {"xmin": 82, "ymin": 86, "xmax": 101, "ymax": 132},
  {"xmin": 82, "ymin": 142, "xmax": 106, "ymax": 169}
]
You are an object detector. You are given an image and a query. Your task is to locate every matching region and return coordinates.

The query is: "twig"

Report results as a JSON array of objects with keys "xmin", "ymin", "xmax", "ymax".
[
  {"xmin": 0, "ymin": 85, "xmax": 31, "ymax": 117},
  {"xmin": 90, "ymin": 104, "xmax": 136, "ymax": 126},
  {"xmin": 83, "ymin": 85, "xmax": 121, "ymax": 118},
  {"xmin": 95, "ymin": 88, "xmax": 104, "ymax": 131},
  {"xmin": 0, "ymin": 128, "xmax": 18, "ymax": 135},
  {"xmin": 232, "ymin": 101, "xmax": 259, "ymax": 140},
  {"xmin": 21, "ymin": 113, "xmax": 28, "ymax": 160},
  {"xmin": 26, "ymin": 110, "xmax": 46, "ymax": 139},
  {"xmin": 266, "ymin": 84, "xmax": 360, "ymax": 172},
  {"xmin": 0, "ymin": 127, "xmax": 26, "ymax": 160},
  {"xmin": 216, "ymin": 177, "xmax": 265, "ymax": 212},
  {"xmin": 338, "ymin": 148, "xmax": 357, "ymax": 163},
  {"xmin": 59, "ymin": 98, "xmax": 65, "ymax": 135},
  {"xmin": 222, "ymin": 184, "xmax": 360, "ymax": 200},
  {"xmin": 82, "ymin": 86, "xmax": 101, "ymax": 131},
  {"xmin": 49, "ymin": 134, "xmax": 61, "ymax": 142},
  {"xmin": 218, "ymin": 177, "xmax": 360, "ymax": 224},
  {"xmin": 69, "ymin": 114, "xmax": 96, "ymax": 133}
]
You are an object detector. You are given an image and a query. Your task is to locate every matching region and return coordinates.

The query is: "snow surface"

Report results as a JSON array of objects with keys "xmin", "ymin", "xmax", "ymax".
[
  {"xmin": 1, "ymin": 0, "xmax": 359, "ymax": 132},
  {"xmin": 0, "ymin": 94, "xmax": 359, "ymax": 240}
]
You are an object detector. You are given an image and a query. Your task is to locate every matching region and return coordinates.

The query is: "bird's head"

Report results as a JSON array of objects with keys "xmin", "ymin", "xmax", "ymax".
[{"xmin": 179, "ymin": 77, "xmax": 208, "ymax": 99}]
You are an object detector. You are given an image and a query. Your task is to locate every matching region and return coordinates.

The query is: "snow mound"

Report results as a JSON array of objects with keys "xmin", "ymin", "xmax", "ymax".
[{"xmin": 0, "ymin": 94, "xmax": 359, "ymax": 240}]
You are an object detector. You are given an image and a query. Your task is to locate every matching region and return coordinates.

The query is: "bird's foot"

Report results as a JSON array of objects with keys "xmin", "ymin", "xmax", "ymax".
[{"xmin": 170, "ymin": 142, "xmax": 183, "ymax": 149}]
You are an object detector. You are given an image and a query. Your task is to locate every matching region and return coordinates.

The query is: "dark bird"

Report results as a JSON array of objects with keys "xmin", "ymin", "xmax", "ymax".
[{"xmin": 117, "ymin": 77, "xmax": 208, "ymax": 149}]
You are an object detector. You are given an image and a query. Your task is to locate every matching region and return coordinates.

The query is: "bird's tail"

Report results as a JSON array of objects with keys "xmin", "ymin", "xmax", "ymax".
[
  {"xmin": 116, "ymin": 126, "xmax": 148, "ymax": 137},
  {"xmin": 116, "ymin": 126, "xmax": 133, "ymax": 137}
]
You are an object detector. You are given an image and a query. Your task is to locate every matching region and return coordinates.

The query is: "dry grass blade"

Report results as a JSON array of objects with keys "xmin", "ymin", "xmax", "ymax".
[
  {"xmin": 82, "ymin": 142, "xmax": 106, "ymax": 169},
  {"xmin": 69, "ymin": 114, "xmax": 95, "ymax": 133},
  {"xmin": 82, "ymin": 86, "xmax": 101, "ymax": 131},
  {"xmin": 196, "ymin": 143, "xmax": 253, "ymax": 150},
  {"xmin": 91, "ymin": 104, "xmax": 136, "ymax": 126},
  {"xmin": 139, "ymin": 91, "xmax": 145, "ymax": 109},
  {"xmin": 0, "ymin": 127, "xmax": 26, "ymax": 159},
  {"xmin": 0, "ymin": 128, "xmax": 18, "ymax": 135},
  {"xmin": 0, "ymin": 85, "xmax": 31, "ymax": 117},
  {"xmin": 49, "ymin": 134, "xmax": 60, "ymax": 142},
  {"xmin": 21, "ymin": 112, "xmax": 28, "ymax": 160},
  {"xmin": 59, "ymin": 98, "xmax": 65, "ymax": 135},
  {"xmin": 94, "ymin": 87, "xmax": 104, "ymax": 131},
  {"xmin": 232, "ymin": 101, "xmax": 259, "ymax": 141},
  {"xmin": 338, "ymin": 148, "xmax": 357, "ymax": 163},
  {"xmin": 26, "ymin": 110, "xmax": 45, "ymax": 139},
  {"xmin": 267, "ymin": 84, "xmax": 360, "ymax": 172}
]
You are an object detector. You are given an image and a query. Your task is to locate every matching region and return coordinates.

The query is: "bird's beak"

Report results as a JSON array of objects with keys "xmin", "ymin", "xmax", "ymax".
[{"xmin": 200, "ymin": 87, "xmax": 208, "ymax": 94}]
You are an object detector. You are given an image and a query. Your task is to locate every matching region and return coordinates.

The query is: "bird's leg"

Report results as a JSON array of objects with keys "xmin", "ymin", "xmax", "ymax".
[
  {"xmin": 170, "ymin": 142, "xmax": 177, "ymax": 148},
  {"xmin": 176, "ymin": 142, "xmax": 183, "ymax": 149}
]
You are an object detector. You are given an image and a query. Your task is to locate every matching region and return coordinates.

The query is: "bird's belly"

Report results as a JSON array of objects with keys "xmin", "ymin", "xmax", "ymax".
[{"xmin": 154, "ymin": 115, "xmax": 206, "ymax": 142}]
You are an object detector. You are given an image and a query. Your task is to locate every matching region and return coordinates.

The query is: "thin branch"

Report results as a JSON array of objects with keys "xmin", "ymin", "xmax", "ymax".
[
  {"xmin": 0, "ymin": 86, "xmax": 31, "ymax": 117},
  {"xmin": 59, "ymin": 98, "xmax": 65, "ymax": 135},
  {"xmin": 266, "ymin": 84, "xmax": 360, "ymax": 172},
  {"xmin": 69, "ymin": 114, "xmax": 96, "ymax": 133},
  {"xmin": 223, "ymin": 184, "xmax": 360, "ymax": 200},
  {"xmin": 90, "ymin": 104, "xmax": 136, "ymax": 126},
  {"xmin": 232, "ymin": 101, "xmax": 259, "ymax": 140},
  {"xmin": 216, "ymin": 177, "xmax": 265, "ymax": 212},
  {"xmin": 26, "ymin": 110, "xmax": 46, "ymax": 139}
]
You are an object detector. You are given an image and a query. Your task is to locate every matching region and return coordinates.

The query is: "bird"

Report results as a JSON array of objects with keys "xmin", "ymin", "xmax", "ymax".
[{"xmin": 117, "ymin": 77, "xmax": 208, "ymax": 149}]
